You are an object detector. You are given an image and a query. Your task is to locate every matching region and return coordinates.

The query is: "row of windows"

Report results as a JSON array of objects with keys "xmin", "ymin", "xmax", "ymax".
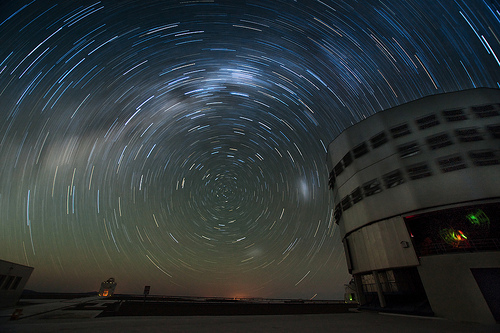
[
  {"xmin": 329, "ymin": 104, "xmax": 500, "ymax": 180},
  {"xmin": 329, "ymin": 122, "xmax": 500, "ymax": 189},
  {"xmin": 0, "ymin": 274, "xmax": 23, "ymax": 291},
  {"xmin": 333, "ymin": 149, "xmax": 500, "ymax": 222}
]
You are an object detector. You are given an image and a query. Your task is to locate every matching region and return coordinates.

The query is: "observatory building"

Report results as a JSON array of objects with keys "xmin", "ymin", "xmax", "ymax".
[
  {"xmin": 0, "ymin": 259, "xmax": 34, "ymax": 308},
  {"xmin": 327, "ymin": 88, "xmax": 500, "ymax": 324},
  {"xmin": 98, "ymin": 277, "xmax": 117, "ymax": 297}
]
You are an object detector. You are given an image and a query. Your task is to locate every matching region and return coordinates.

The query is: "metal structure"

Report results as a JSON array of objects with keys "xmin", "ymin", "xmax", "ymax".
[{"xmin": 327, "ymin": 88, "xmax": 500, "ymax": 324}]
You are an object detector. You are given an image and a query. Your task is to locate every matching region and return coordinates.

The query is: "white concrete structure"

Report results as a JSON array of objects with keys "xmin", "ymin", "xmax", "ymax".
[
  {"xmin": 327, "ymin": 88, "xmax": 500, "ymax": 324},
  {"xmin": 0, "ymin": 259, "xmax": 34, "ymax": 308}
]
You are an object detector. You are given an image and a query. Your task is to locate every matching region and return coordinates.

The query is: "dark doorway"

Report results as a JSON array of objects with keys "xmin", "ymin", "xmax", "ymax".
[{"xmin": 471, "ymin": 268, "xmax": 500, "ymax": 322}]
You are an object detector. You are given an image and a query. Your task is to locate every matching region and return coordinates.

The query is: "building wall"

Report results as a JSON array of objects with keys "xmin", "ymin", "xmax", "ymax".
[
  {"xmin": 346, "ymin": 216, "xmax": 419, "ymax": 274},
  {"xmin": 418, "ymin": 252, "xmax": 500, "ymax": 324},
  {"xmin": 327, "ymin": 88, "xmax": 500, "ymax": 236},
  {"xmin": 326, "ymin": 88, "xmax": 500, "ymax": 323},
  {"xmin": 0, "ymin": 259, "xmax": 34, "ymax": 308}
]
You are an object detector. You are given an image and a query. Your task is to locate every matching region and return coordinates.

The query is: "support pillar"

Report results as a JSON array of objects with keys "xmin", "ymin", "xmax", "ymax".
[
  {"xmin": 373, "ymin": 270, "xmax": 386, "ymax": 308},
  {"xmin": 353, "ymin": 274, "xmax": 366, "ymax": 305}
]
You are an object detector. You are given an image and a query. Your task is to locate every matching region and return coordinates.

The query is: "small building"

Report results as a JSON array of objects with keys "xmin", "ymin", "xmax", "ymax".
[
  {"xmin": 327, "ymin": 88, "xmax": 500, "ymax": 324},
  {"xmin": 344, "ymin": 279, "xmax": 358, "ymax": 304},
  {"xmin": 98, "ymin": 277, "xmax": 117, "ymax": 297},
  {"xmin": 0, "ymin": 259, "xmax": 34, "ymax": 308}
]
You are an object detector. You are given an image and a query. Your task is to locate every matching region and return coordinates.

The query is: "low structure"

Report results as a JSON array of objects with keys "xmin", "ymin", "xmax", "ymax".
[
  {"xmin": 327, "ymin": 88, "xmax": 500, "ymax": 324},
  {"xmin": 0, "ymin": 259, "xmax": 34, "ymax": 308},
  {"xmin": 98, "ymin": 278, "xmax": 117, "ymax": 297}
]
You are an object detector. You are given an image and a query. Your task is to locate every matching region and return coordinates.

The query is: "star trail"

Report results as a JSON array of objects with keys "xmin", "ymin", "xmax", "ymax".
[{"xmin": 1, "ymin": 0, "xmax": 499, "ymax": 299}]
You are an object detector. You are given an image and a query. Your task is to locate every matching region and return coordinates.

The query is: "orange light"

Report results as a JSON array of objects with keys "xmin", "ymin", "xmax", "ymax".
[{"xmin": 102, "ymin": 290, "xmax": 109, "ymax": 297}]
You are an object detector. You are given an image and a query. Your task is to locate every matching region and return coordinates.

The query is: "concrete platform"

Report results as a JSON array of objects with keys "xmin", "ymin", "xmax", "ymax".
[
  {"xmin": 1, "ymin": 311, "xmax": 498, "ymax": 333},
  {"xmin": 1, "ymin": 295, "xmax": 498, "ymax": 332}
]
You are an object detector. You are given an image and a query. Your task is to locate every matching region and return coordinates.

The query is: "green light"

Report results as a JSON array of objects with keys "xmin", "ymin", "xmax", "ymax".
[{"xmin": 466, "ymin": 209, "xmax": 490, "ymax": 227}]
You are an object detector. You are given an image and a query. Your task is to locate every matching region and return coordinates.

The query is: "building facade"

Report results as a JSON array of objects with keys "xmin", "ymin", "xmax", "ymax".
[
  {"xmin": 0, "ymin": 259, "xmax": 34, "ymax": 308},
  {"xmin": 327, "ymin": 88, "xmax": 500, "ymax": 324}
]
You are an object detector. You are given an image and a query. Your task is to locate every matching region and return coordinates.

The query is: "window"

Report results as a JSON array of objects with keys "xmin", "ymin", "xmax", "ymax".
[
  {"xmin": 363, "ymin": 178, "xmax": 382, "ymax": 197},
  {"xmin": 334, "ymin": 161, "xmax": 344, "ymax": 177},
  {"xmin": 351, "ymin": 187, "xmax": 363, "ymax": 204},
  {"xmin": 405, "ymin": 202, "xmax": 500, "ymax": 257},
  {"xmin": 469, "ymin": 150, "xmax": 500, "ymax": 166},
  {"xmin": 10, "ymin": 276, "xmax": 22, "ymax": 290},
  {"xmin": 343, "ymin": 152, "xmax": 353, "ymax": 168},
  {"xmin": 383, "ymin": 169, "xmax": 405, "ymax": 188},
  {"xmin": 370, "ymin": 131, "xmax": 388, "ymax": 148},
  {"xmin": 2, "ymin": 276, "xmax": 15, "ymax": 290},
  {"xmin": 442, "ymin": 108, "xmax": 468, "ymax": 122},
  {"xmin": 328, "ymin": 171, "xmax": 336, "ymax": 189},
  {"xmin": 406, "ymin": 162, "xmax": 432, "ymax": 180},
  {"xmin": 0, "ymin": 275, "xmax": 6, "ymax": 289},
  {"xmin": 416, "ymin": 114, "xmax": 440, "ymax": 130},
  {"xmin": 353, "ymin": 142, "xmax": 369, "ymax": 159},
  {"xmin": 341, "ymin": 195, "xmax": 352, "ymax": 211},
  {"xmin": 398, "ymin": 141, "xmax": 420, "ymax": 158},
  {"xmin": 426, "ymin": 132, "xmax": 453, "ymax": 150},
  {"xmin": 437, "ymin": 154, "xmax": 467, "ymax": 173},
  {"xmin": 487, "ymin": 124, "xmax": 500, "ymax": 139},
  {"xmin": 334, "ymin": 203, "xmax": 342, "ymax": 223},
  {"xmin": 471, "ymin": 104, "xmax": 499, "ymax": 118},
  {"xmin": 455, "ymin": 127, "xmax": 484, "ymax": 142},
  {"xmin": 390, "ymin": 123, "xmax": 411, "ymax": 139}
]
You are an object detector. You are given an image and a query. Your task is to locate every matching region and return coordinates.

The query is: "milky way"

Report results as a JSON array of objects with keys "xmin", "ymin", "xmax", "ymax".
[{"xmin": 1, "ymin": 0, "xmax": 499, "ymax": 299}]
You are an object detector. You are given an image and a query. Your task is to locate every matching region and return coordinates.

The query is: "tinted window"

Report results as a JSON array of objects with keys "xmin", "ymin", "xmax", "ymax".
[
  {"xmin": 390, "ymin": 123, "xmax": 411, "ymax": 139},
  {"xmin": 363, "ymin": 178, "xmax": 382, "ymax": 197},
  {"xmin": 471, "ymin": 104, "xmax": 499, "ymax": 118},
  {"xmin": 416, "ymin": 114, "xmax": 440, "ymax": 130},
  {"xmin": 407, "ymin": 162, "xmax": 432, "ymax": 180},
  {"xmin": 442, "ymin": 108, "xmax": 468, "ymax": 122},
  {"xmin": 437, "ymin": 154, "xmax": 467, "ymax": 173},
  {"xmin": 398, "ymin": 141, "xmax": 420, "ymax": 158},
  {"xmin": 383, "ymin": 169, "xmax": 405, "ymax": 188},
  {"xmin": 353, "ymin": 142, "xmax": 369, "ymax": 159},
  {"xmin": 455, "ymin": 127, "xmax": 484, "ymax": 142},
  {"xmin": 370, "ymin": 131, "xmax": 388, "ymax": 148},
  {"xmin": 426, "ymin": 132, "xmax": 453, "ymax": 150},
  {"xmin": 469, "ymin": 150, "xmax": 500, "ymax": 166}
]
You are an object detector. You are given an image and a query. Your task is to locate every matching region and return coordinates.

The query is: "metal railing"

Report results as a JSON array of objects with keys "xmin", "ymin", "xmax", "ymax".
[{"xmin": 415, "ymin": 238, "xmax": 500, "ymax": 256}]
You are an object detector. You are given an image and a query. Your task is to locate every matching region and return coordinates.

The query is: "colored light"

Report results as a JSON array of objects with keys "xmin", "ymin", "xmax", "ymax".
[
  {"xmin": 466, "ymin": 209, "xmax": 490, "ymax": 227},
  {"xmin": 439, "ymin": 228, "xmax": 469, "ymax": 247}
]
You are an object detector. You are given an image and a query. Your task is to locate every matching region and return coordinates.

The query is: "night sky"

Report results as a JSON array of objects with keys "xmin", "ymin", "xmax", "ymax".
[{"xmin": 1, "ymin": 0, "xmax": 499, "ymax": 299}]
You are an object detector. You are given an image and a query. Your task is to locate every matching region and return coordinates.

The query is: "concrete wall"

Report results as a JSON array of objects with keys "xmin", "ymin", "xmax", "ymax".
[
  {"xmin": 417, "ymin": 252, "xmax": 500, "ymax": 324},
  {"xmin": 346, "ymin": 216, "xmax": 419, "ymax": 274}
]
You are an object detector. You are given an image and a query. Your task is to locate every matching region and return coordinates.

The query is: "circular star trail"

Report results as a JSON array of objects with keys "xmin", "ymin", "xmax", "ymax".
[{"xmin": 0, "ymin": 0, "xmax": 499, "ymax": 298}]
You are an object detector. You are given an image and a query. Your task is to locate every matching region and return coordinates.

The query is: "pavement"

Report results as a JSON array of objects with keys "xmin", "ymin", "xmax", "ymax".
[{"xmin": 0, "ymin": 297, "xmax": 498, "ymax": 333}]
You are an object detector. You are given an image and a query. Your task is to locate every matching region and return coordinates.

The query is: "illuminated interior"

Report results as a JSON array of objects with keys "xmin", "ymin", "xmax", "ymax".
[{"xmin": 405, "ymin": 202, "xmax": 499, "ymax": 256}]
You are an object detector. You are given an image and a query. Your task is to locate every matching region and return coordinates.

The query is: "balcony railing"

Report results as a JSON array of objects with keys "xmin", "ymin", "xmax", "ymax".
[{"xmin": 415, "ymin": 238, "xmax": 500, "ymax": 256}]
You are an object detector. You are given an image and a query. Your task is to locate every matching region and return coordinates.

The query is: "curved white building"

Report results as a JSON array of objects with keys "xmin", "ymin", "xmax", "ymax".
[{"xmin": 327, "ymin": 88, "xmax": 500, "ymax": 324}]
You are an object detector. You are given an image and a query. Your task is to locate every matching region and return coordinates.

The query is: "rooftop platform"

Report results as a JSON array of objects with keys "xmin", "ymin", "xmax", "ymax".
[{"xmin": 0, "ymin": 295, "xmax": 497, "ymax": 332}]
